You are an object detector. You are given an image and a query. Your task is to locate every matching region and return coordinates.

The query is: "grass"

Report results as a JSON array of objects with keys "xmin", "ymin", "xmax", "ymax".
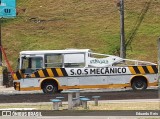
[
  {"xmin": 0, "ymin": 101, "xmax": 159, "ymax": 110},
  {"xmin": 1, "ymin": 0, "xmax": 160, "ymax": 69}
]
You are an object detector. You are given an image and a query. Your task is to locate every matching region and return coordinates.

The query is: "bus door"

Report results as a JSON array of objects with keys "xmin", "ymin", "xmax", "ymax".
[{"xmin": 20, "ymin": 56, "xmax": 43, "ymax": 88}]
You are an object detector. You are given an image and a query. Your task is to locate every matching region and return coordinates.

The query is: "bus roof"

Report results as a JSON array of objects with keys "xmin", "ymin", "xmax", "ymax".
[{"xmin": 20, "ymin": 49, "xmax": 91, "ymax": 55}]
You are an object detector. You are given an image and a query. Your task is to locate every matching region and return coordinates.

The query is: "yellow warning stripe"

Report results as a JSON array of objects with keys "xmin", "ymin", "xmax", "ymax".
[
  {"xmin": 13, "ymin": 73, "xmax": 18, "ymax": 80},
  {"xmin": 56, "ymin": 68, "xmax": 64, "ymax": 76},
  {"xmin": 47, "ymin": 68, "xmax": 54, "ymax": 77},
  {"xmin": 31, "ymin": 73, "xmax": 36, "ymax": 78},
  {"xmin": 128, "ymin": 67, "xmax": 136, "ymax": 74},
  {"xmin": 147, "ymin": 66, "xmax": 154, "ymax": 74},
  {"xmin": 137, "ymin": 66, "xmax": 145, "ymax": 74},
  {"xmin": 38, "ymin": 70, "xmax": 45, "ymax": 77}
]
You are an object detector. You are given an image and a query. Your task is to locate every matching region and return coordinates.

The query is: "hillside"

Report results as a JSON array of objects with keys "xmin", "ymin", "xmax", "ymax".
[{"xmin": 1, "ymin": 0, "xmax": 160, "ymax": 69}]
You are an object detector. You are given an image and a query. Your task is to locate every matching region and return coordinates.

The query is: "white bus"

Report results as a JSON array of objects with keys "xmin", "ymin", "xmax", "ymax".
[{"xmin": 13, "ymin": 49, "xmax": 158, "ymax": 93}]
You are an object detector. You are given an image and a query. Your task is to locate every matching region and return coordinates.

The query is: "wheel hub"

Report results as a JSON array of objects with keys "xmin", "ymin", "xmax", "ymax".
[
  {"xmin": 46, "ymin": 85, "xmax": 54, "ymax": 91},
  {"xmin": 136, "ymin": 81, "xmax": 143, "ymax": 88}
]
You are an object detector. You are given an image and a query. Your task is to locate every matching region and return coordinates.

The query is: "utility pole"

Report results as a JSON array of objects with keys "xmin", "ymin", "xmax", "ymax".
[{"xmin": 119, "ymin": 0, "xmax": 126, "ymax": 58}]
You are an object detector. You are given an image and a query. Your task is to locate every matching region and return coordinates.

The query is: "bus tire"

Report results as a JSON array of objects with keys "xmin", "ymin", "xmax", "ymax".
[
  {"xmin": 42, "ymin": 82, "xmax": 57, "ymax": 94},
  {"xmin": 131, "ymin": 78, "xmax": 147, "ymax": 91}
]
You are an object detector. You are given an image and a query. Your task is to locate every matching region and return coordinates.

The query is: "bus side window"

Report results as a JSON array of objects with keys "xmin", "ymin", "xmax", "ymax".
[
  {"xmin": 45, "ymin": 54, "xmax": 62, "ymax": 68},
  {"xmin": 64, "ymin": 53, "xmax": 85, "ymax": 67},
  {"xmin": 21, "ymin": 57, "xmax": 43, "ymax": 73},
  {"xmin": 32, "ymin": 57, "xmax": 43, "ymax": 69}
]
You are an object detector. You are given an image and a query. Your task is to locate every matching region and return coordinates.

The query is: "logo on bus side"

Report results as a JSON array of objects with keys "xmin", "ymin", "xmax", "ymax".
[
  {"xmin": 90, "ymin": 59, "xmax": 108, "ymax": 64},
  {"xmin": 70, "ymin": 67, "xmax": 127, "ymax": 76}
]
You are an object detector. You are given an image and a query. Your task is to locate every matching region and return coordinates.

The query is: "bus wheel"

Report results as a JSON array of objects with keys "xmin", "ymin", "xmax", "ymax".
[
  {"xmin": 131, "ymin": 78, "xmax": 147, "ymax": 91},
  {"xmin": 42, "ymin": 82, "xmax": 57, "ymax": 94}
]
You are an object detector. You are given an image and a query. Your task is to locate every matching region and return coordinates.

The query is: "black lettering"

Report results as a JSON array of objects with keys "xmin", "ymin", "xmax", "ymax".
[
  {"xmin": 118, "ymin": 68, "xmax": 121, "ymax": 73},
  {"xmin": 122, "ymin": 68, "xmax": 126, "ymax": 73},
  {"xmin": 97, "ymin": 69, "xmax": 100, "ymax": 74},
  {"xmin": 70, "ymin": 69, "xmax": 74, "ymax": 75},
  {"xmin": 84, "ymin": 69, "xmax": 88, "ymax": 74},
  {"xmin": 110, "ymin": 68, "xmax": 115, "ymax": 73},
  {"xmin": 90, "ymin": 69, "xmax": 96, "ymax": 74},
  {"xmin": 77, "ymin": 69, "xmax": 82, "ymax": 75},
  {"xmin": 105, "ymin": 68, "xmax": 110, "ymax": 74},
  {"xmin": 100, "ymin": 68, "xmax": 105, "ymax": 74},
  {"xmin": 116, "ymin": 68, "xmax": 118, "ymax": 73}
]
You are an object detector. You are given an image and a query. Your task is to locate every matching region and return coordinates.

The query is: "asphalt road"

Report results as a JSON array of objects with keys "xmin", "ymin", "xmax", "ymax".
[{"xmin": 0, "ymin": 88, "xmax": 158, "ymax": 103}]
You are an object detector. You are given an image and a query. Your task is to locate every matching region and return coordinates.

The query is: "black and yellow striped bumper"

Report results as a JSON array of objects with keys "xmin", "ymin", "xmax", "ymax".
[{"xmin": 128, "ymin": 65, "xmax": 158, "ymax": 74}]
